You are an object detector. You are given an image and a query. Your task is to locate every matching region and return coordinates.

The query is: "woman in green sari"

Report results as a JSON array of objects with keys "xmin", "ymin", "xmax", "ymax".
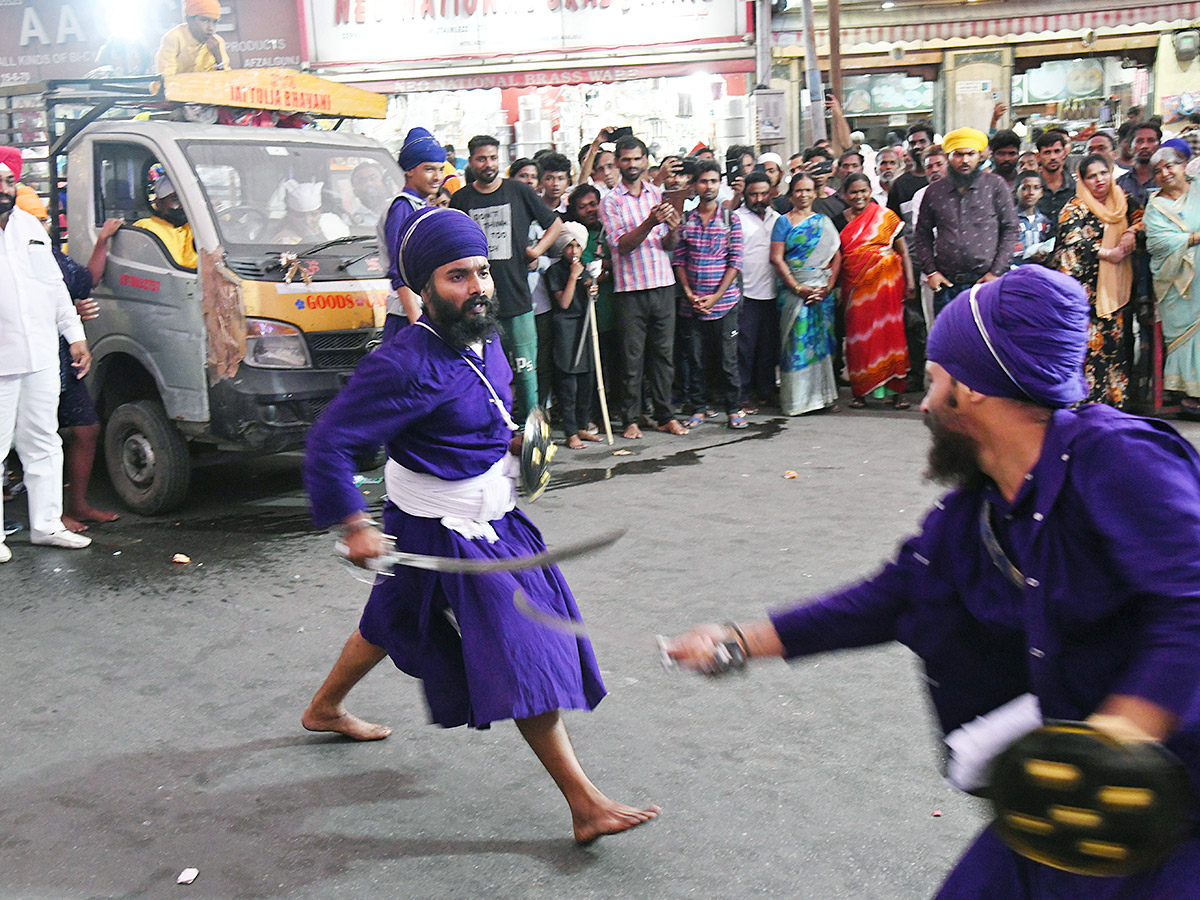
[
  {"xmin": 770, "ymin": 173, "xmax": 842, "ymax": 415},
  {"xmin": 1145, "ymin": 142, "xmax": 1200, "ymax": 414}
]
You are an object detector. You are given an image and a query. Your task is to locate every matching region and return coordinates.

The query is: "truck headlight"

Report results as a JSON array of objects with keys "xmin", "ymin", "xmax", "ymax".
[{"xmin": 244, "ymin": 319, "xmax": 311, "ymax": 369}]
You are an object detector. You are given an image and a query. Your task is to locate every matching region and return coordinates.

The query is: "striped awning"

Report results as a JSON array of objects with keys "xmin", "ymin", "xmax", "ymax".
[{"xmin": 776, "ymin": 2, "xmax": 1200, "ymax": 47}]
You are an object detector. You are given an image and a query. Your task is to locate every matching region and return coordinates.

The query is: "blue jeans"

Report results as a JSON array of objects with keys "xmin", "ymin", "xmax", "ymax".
[{"xmin": 933, "ymin": 282, "xmax": 975, "ymax": 319}]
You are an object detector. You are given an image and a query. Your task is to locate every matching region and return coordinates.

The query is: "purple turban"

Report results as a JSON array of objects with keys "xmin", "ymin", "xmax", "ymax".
[
  {"xmin": 397, "ymin": 126, "xmax": 446, "ymax": 172},
  {"xmin": 396, "ymin": 207, "xmax": 489, "ymax": 293},
  {"xmin": 1161, "ymin": 137, "xmax": 1193, "ymax": 161},
  {"xmin": 926, "ymin": 267, "xmax": 1089, "ymax": 408}
]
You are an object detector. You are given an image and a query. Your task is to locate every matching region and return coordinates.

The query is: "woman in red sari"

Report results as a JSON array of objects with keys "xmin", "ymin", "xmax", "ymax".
[{"xmin": 837, "ymin": 173, "xmax": 916, "ymax": 408}]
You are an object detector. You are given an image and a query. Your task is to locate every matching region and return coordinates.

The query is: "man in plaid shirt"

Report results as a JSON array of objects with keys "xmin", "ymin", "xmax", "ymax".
[
  {"xmin": 599, "ymin": 135, "xmax": 688, "ymax": 440},
  {"xmin": 671, "ymin": 160, "xmax": 745, "ymax": 429}
]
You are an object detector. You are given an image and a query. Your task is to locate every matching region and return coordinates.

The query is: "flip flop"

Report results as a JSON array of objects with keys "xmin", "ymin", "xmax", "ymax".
[
  {"xmin": 848, "ymin": 397, "xmax": 867, "ymax": 409},
  {"xmin": 682, "ymin": 414, "xmax": 705, "ymax": 429},
  {"xmin": 728, "ymin": 413, "xmax": 748, "ymax": 429},
  {"xmin": 892, "ymin": 398, "xmax": 911, "ymax": 410}
]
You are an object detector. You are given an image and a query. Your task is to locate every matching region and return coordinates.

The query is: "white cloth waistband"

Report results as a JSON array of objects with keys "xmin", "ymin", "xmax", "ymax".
[{"xmin": 385, "ymin": 454, "xmax": 518, "ymax": 543}]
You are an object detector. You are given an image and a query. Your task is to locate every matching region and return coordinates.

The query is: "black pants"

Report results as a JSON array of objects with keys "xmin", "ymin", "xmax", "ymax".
[
  {"xmin": 615, "ymin": 286, "xmax": 676, "ymax": 426},
  {"xmin": 555, "ymin": 369, "xmax": 596, "ymax": 437},
  {"xmin": 679, "ymin": 306, "xmax": 741, "ymax": 416},
  {"xmin": 737, "ymin": 296, "xmax": 779, "ymax": 405},
  {"xmin": 535, "ymin": 310, "xmax": 553, "ymax": 410},
  {"xmin": 903, "ymin": 293, "xmax": 927, "ymax": 393}
]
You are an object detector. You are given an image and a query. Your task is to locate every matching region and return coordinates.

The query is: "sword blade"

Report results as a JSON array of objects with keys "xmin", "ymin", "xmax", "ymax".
[
  {"xmin": 512, "ymin": 589, "xmax": 667, "ymax": 658},
  {"xmin": 349, "ymin": 527, "xmax": 626, "ymax": 576}
]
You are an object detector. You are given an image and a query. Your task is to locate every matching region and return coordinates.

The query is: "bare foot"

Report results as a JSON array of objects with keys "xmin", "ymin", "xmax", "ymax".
[
  {"xmin": 655, "ymin": 419, "xmax": 689, "ymax": 436},
  {"xmin": 567, "ymin": 434, "xmax": 585, "ymax": 450},
  {"xmin": 573, "ymin": 797, "xmax": 661, "ymax": 845},
  {"xmin": 61, "ymin": 515, "xmax": 89, "ymax": 534},
  {"xmin": 302, "ymin": 704, "xmax": 391, "ymax": 741},
  {"xmin": 623, "ymin": 423, "xmax": 643, "ymax": 440},
  {"xmin": 577, "ymin": 430, "xmax": 603, "ymax": 443},
  {"xmin": 67, "ymin": 506, "xmax": 120, "ymax": 524}
]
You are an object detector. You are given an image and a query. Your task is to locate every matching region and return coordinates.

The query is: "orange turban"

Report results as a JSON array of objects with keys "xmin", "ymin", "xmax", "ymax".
[
  {"xmin": 15, "ymin": 184, "xmax": 47, "ymax": 219},
  {"xmin": 942, "ymin": 128, "xmax": 988, "ymax": 154},
  {"xmin": 183, "ymin": 0, "xmax": 221, "ymax": 18}
]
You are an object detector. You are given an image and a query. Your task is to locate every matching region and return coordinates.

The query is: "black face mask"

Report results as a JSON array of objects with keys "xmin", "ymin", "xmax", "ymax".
[
  {"xmin": 0, "ymin": 192, "xmax": 14, "ymax": 215},
  {"xmin": 161, "ymin": 207, "xmax": 188, "ymax": 228}
]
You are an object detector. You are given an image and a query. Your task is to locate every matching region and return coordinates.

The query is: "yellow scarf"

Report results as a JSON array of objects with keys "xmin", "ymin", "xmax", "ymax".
[{"xmin": 1075, "ymin": 177, "xmax": 1132, "ymax": 318}]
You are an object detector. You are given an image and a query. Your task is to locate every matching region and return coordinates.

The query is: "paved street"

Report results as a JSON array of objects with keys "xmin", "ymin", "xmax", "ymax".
[{"xmin": 6, "ymin": 407, "xmax": 1196, "ymax": 900}]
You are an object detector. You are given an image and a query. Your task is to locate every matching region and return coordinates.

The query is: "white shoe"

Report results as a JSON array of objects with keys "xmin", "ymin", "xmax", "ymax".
[
  {"xmin": 30, "ymin": 529, "xmax": 92, "ymax": 549},
  {"xmin": 0, "ymin": 541, "xmax": 10, "ymax": 563}
]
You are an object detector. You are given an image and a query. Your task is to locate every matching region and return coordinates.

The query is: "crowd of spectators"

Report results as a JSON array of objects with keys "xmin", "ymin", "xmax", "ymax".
[{"xmin": 380, "ymin": 109, "xmax": 1199, "ymax": 443}]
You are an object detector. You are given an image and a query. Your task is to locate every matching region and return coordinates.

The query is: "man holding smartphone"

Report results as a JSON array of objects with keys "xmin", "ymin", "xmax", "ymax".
[{"xmin": 599, "ymin": 135, "xmax": 688, "ymax": 439}]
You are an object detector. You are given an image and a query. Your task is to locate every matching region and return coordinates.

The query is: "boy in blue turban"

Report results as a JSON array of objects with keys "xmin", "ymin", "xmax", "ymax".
[
  {"xmin": 377, "ymin": 126, "xmax": 447, "ymax": 340},
  {"xmin": 666, "ymin": 266, "xmax": 1200, "ymax": 897},
  {"xmin": 303, "ymin": 208, "xmax": 659, "ymax": 844}
]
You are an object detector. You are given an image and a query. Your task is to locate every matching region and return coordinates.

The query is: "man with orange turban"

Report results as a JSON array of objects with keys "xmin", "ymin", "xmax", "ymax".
[{"xmin": 155, "ymin": 0, "xmax": 230, "ymax": 76}]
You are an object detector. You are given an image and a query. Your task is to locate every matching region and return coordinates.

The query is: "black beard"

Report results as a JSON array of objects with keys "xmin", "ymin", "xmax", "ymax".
[
  {"xmin": 950, "ymin": 166, "xmax": 982, "ymax": 189},
  {"xmin": 993, "ymin": 160, "xmax": 1017, "ymax": 179},
  {"xmin": 924, "ymin": 411, "xmax": 985, "ymax": 491},
  {"xmin": 0, "ymin": 193, "xmax": 14, "ymax": 215},
  {"xmin": 161, "ymin": 207, "xmax": 188, "ymax": 227},
  {"xmin": 427, "ymin": 289, "xmax": 500, "ymax": 346}
]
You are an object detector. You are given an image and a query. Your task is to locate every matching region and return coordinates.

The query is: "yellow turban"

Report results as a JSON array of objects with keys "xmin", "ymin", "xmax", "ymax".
[
  {"xmin": 943, "ymin": 128, "xmax": 988, "ymax": 154},
  {"xmin": 183, "ymin": 0, "xmax": 221, "ymax": 18},
  {"xmin": 15, "ymin": 184, "xmax": 47, "ymax": 219}
]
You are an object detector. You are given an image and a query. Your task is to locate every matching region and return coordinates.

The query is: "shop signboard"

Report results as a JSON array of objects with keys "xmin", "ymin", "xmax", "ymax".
[
  {"xmin": 1016, "ymin": 59, "xmax": 1106, "ymax": 104},
  {"xmin": 755, "ymin": 88, "xmax": 784, "ymax": 143},
  {"xmin": 0, "ymin": 0, "xmax": 301, "ymax": 87},
  {"xmin": 841, "ymin": 73, "xmax": 933, "ymax": 116},
  {"xmin": 307, "ymin": 0, "xmax": 746, "ymax": 66}
]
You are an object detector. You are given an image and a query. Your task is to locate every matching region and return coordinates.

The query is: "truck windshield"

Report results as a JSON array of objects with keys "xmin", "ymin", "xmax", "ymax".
[{"xmin": 180, "ymin": 139, "xmax": 402, "ymax": 253}]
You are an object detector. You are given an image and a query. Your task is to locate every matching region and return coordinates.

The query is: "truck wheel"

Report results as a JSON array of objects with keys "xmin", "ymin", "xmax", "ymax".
[{"xmin": 104, "ymin": 400, "xmax": 191, "ymax": 514}]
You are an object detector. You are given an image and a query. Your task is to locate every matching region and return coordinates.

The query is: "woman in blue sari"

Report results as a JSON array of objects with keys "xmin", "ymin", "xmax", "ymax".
[
  {"xmin": 770, "ymin": 173, "xmax": 842, "ymax": 415},
  {"xmin": 1145, "ymin": 141, "xmax": 1200, "ymax": 414}
]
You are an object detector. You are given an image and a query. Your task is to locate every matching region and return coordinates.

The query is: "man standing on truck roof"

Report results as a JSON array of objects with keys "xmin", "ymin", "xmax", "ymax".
[
  {"xmin": 0, "ymin": 146, "xmax": 94, "ymax": 561},
  {"xmin": 134, "ymin": 174, "xmax": 197, "ymax": 269},
  {"xmin": 378, "ymin": 127, "xmax": 446, "ymax": 341},
  {"xmin": 155, "ymin": 0, "xmax": 230, "ymax": 76}
]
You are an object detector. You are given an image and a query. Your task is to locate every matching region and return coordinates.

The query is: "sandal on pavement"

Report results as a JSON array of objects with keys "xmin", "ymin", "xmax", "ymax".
[
  {"xmin": 892, "ymin": 397, "xmax": 911, "ymax": 410},
  {"xmin": 848, "ymin": 397, "xmax": 867, "ymax": 409},
  {"xmin": 682, "ymin": 414, "xmax": 705, "ymax": 429},
  {"xmin": 728, "ymin": 412, "xmax": 748, "ymax": 429}
]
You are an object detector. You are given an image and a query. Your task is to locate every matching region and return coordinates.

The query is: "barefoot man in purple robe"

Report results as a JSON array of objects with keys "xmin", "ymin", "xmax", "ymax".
[
  {"xmin": 301, "ymin": 206, "xmax": 658, "ymax": 844},
  {"xmin": 666, "ymin": 267, "xmax": 1200, "ymax": 897}
]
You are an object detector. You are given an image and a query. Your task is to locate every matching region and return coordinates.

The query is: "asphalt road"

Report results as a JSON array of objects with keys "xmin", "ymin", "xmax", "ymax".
[{"xmin": 5, "ymin": 407, "xmax": 1196, "ymax": 899}]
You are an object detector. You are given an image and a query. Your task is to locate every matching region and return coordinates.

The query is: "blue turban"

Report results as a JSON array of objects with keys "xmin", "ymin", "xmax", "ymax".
[
  {"xmin": 397, "ymin": 207, "xmax": 489, "ymax": 293},
  {"xmin": 1161, "ymin": 137, "xmax": 1192, "ymax": 161},
  {"xmin": 926, "ymin": 267, "xmax": 1089, "ymax": 408},
  {"xmin": 398, "ymin": 126, "xmax": 446, "ymax": 172}
]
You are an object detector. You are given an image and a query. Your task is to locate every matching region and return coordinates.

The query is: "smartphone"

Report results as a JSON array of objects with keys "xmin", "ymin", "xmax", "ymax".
[
  {"xmin": 810, "ymin": 160, "xmax": 833, "ymax": 177},
  {"xmin": 726, "ymin": 163, "xmax": 741, "ymax": 186},
  {"xmin": 608, "ymin": 126, "xmax": 633, "ymax": 141}
]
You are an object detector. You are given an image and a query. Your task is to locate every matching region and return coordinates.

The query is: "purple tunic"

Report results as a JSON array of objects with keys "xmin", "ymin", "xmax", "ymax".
[
  {"xmin": 770, "ymin": 404, "xmax": 1200, "ymax": 898},
  {"xmin": 305, "ymin": 316, "xmax": 605, "ymax": 728}
]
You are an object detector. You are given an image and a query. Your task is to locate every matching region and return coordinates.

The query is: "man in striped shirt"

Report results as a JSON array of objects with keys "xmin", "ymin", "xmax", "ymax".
[
  {"xmin": 672, "ymin": 160, "xmax": 745, "ymax": 429},
  {"xmin": 600, "ymin": 135, "xmax": 688, "ymax": 439}
]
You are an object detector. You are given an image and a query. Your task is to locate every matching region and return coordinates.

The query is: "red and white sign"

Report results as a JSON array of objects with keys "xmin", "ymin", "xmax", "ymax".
[{"xmin": 307, "ymin": 0, "xmax": 746, "ymax": 67}]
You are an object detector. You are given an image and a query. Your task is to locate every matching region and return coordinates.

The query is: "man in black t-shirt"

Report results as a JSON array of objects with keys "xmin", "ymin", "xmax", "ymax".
[
  {"xmin": 887, "ymin": 121, "xmax": 935, "ymax": 233},
  {"xmin": 451, "ymin": 135, "xmax": 562, "ymax": 419}
]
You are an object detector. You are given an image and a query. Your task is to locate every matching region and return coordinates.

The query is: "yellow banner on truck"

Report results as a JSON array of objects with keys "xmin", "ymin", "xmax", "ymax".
[{"xmin": 163, "ymin": 67, "xmax": 386, "ymax": 119}]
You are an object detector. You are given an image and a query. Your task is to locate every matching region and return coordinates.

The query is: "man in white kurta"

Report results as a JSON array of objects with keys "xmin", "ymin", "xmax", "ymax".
[{"xmin": 0, "ymin": 147, "xmax": 93, "ymax": 561}]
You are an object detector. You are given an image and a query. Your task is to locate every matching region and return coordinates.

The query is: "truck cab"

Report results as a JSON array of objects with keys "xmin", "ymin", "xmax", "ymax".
[{"xmin": 28, "ymin": 75, "xmax": 402, "ymax": 514}]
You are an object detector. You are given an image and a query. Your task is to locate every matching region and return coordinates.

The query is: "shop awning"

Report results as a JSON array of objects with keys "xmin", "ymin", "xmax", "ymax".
[{"xmin": 775, "ymin": 1, "xmax": 1199, "ymax": 47}]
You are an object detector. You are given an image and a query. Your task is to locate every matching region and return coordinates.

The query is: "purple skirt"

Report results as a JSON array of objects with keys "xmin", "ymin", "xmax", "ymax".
[
  {"xmin": 935, "ymin": 826, "xmax": 1200, "ymax": 900},
  {"xmin": 359, "ymin": 501, "xmax": 606, "ymax": 729}
]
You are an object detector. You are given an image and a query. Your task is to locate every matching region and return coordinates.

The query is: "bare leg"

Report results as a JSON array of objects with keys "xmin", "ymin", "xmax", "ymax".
[
  {"xmin": 64, "ymin": 425, "xmax": 119, "ymax": 523},
  {"xmin": 302, "ymin": 629, "xmax": 392, "ymax": 740},
  {"xmin": 515, "ymin": 710, "xmax": 659, "ymax": 844}
]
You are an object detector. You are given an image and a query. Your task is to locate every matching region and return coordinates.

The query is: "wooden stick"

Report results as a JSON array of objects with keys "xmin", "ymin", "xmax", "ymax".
[{"xmin": 588, "ymin": 292, "xmax": 614, "ymax": 445}]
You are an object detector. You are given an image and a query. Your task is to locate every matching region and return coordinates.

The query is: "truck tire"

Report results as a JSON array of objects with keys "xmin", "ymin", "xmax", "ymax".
[{"xmin": 104, "ymin": 400, "xmax": 191, "ymax": 514}]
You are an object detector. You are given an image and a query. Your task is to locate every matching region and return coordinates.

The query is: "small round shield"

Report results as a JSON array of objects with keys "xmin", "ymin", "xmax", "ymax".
[
  {"xmin": 989, "ymin": 721, "xmax": 1192, "ymax": 877},
  {"xmin": 520, "ymin": 406, "xmax": 556, "ymax": 501}
]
